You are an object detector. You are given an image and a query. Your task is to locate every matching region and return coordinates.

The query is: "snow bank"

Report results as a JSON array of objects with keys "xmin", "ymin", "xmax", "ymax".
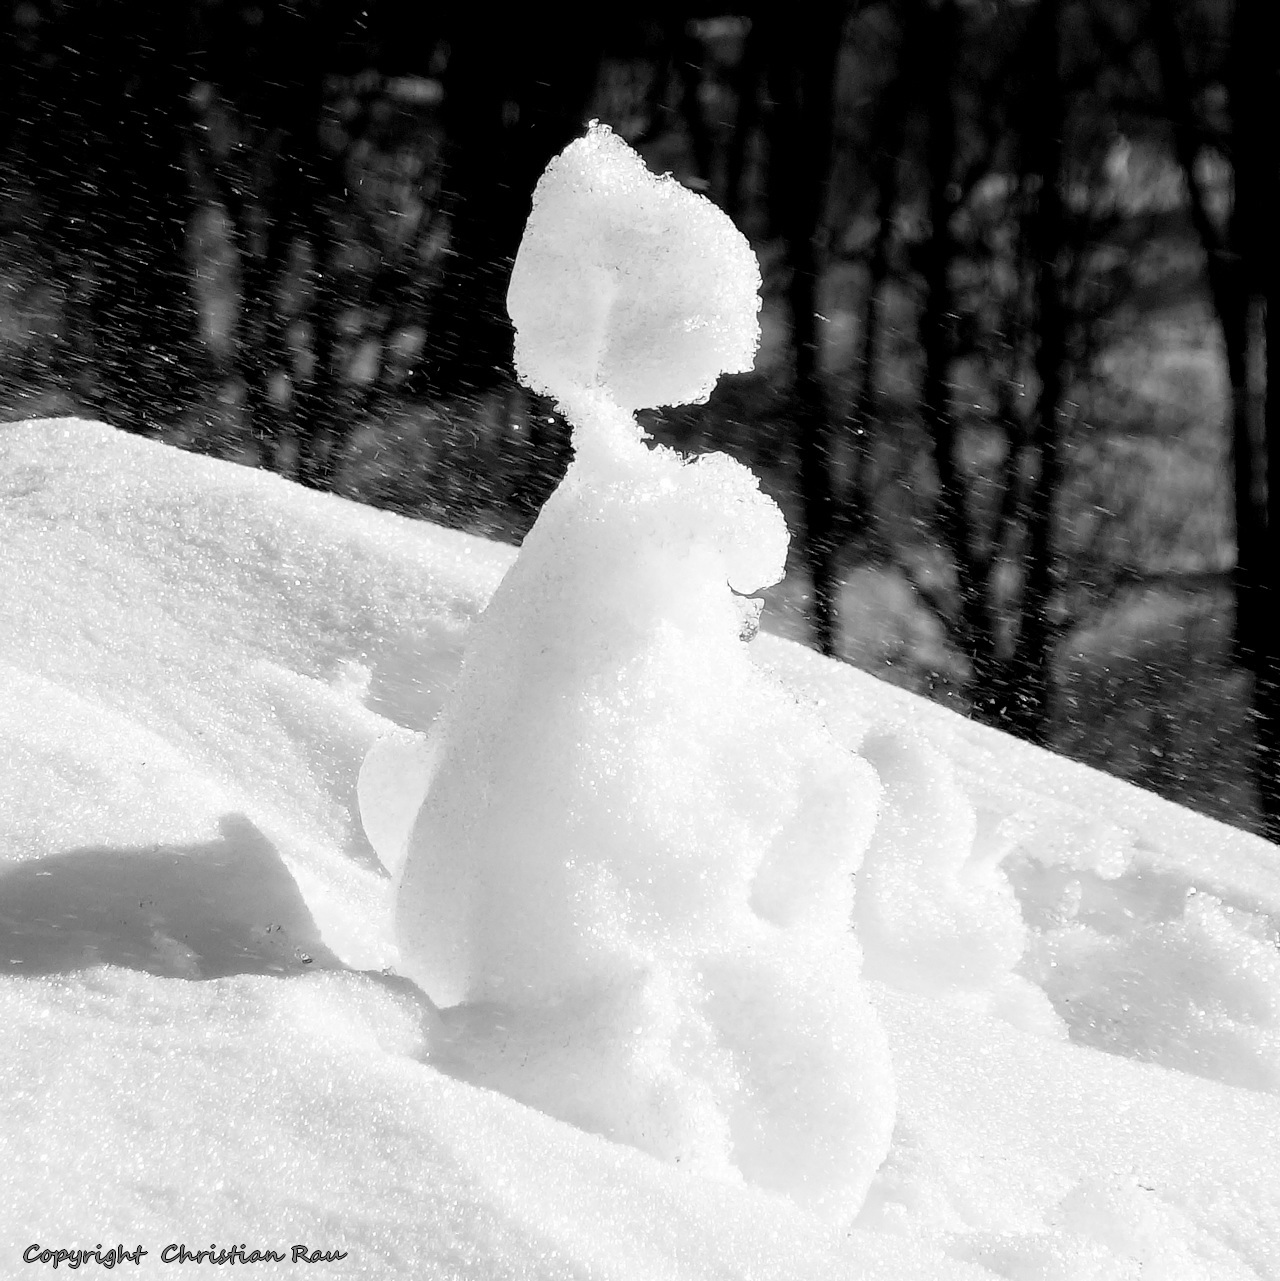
[
  {"xmin": 764, "ymin": 636, "xmax": 1280, "ymax": 1092},
  {"xmin": 3, "ymin": 417, "xmax": 1280, "ymax": 1278},
  {"xmin": 2, "ymin": 964, "xmax": 973, "ymax": 1281},
  {"xmin": 0, "ymin": 419, "xmax": 500, "ymax": 972}
]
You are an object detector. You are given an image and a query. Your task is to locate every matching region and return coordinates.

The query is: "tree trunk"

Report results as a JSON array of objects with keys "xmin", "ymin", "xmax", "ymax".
[
  {"xmin": 917, "ymin": 0, "xmax": 992, "ymax": 681},
  {"xmin": 1260, "ymin": 282, "xmax": 1280, "ymax": 837},
  {"xmin": 846, "ymin": 59, "xmax": 908, "ymax": 546},
  {"xmin": 1152, "ymin": 0, "xmax": 1279, "ymax": 836},
  {"xmin": 1011, "ymin": 0, "xmax": 1067, "ymax": 746},
  {"xmin": 1232, "ymin": 0, "xmax": 1280, "ymax": 838},
  {"xmin": 1150, "ymin": 6, "xmax": 1262, "ymax": 661},
  {"xmin": 762, "ymin": 3, "xmax": 846, "ymax": 657},
  {"xmin": 1224, "ymin": 0, "xmax": 1270, "ymax": 680},
  {"xmin": 421, "ymin": 13, "xmax": 602, "ymax": 403},
  {"xmin": 724, "ymin": 18, "xmax": 762, "ymax": 223}
]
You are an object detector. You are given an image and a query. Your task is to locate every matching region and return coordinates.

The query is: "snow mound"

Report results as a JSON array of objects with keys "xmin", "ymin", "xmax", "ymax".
[
  {"xmin": 3, "ymin": 417, "xmax": 1280, "ymax": 1277},
  {"xmin": 855, "ymin": 728, "xmax": 1063, "ymax": 1036}
]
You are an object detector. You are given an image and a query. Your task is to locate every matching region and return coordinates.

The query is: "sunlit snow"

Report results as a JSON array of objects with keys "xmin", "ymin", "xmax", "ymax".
[
  {"xmin": 386, "ymin": 123, "xmax": 893, "ymax": 1215},
  {"xmin": 2, "ymin": 124, "xmax": 1279, "ymax": 1279}
]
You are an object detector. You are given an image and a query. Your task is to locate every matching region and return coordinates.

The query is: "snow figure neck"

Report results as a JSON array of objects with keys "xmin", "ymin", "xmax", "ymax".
[{"xmin": 392, "ymin": 122, "xmax": 896, "ymax": 1219}]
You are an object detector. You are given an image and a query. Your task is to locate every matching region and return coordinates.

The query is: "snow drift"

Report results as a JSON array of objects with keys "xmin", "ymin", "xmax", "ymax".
[{"xmin": 2, "ymin": 416, "xmax": 1280, "ymax": 1278}]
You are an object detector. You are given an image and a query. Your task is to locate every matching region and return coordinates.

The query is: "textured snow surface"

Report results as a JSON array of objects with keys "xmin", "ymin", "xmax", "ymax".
[
  {"xmin": 507, "ymin": 121, "xmax": 760, "ymax": 413},
  {"xmin": 3, "ymin": 418, "xmax": 1279, "ymax": 1279}
]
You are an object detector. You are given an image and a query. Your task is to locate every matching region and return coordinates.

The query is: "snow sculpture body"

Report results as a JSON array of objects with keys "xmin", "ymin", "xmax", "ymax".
[{"xmin": 384, "ymin": 123, "xmax": 895, "ymax": 1218}]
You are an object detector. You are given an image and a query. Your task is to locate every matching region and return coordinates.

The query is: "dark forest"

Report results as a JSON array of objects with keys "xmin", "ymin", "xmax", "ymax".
[{"xmin": 2, "ymin": 0, "xmax": 1278, "ymax": 838}]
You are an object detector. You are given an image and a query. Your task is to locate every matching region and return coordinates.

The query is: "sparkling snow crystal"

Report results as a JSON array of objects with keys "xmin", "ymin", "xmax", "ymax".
[{"xmin": 381, "ymin": 123, "xmax": 895, "ymax": 1216}]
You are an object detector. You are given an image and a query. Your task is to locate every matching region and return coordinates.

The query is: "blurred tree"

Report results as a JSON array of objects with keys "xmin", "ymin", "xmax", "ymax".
[
  {"xmin": 1008, "ymin": 0, "xmax": 1068, "ymax": 741},
  {"xmin": 2, "ymin": 0, "xmax": 1273, "ymax": 832},
  {"xmin": 815, "ymin": 0, "xmax": 1146, "ymax": 749},
  {"xmin": 417, "ymin": 11, "xmax": 603, "ymax": 402},
  {"xmin": 188, "ymin": 3, "xmax": 601, "ymax": 487},
  {"xmin": 1150, "ymin": 0, "xmax": 1280, "ymax": 838},
  {"xmin": 856, "ymin": 0, "xmax": 1078, "ymax": 742},
  {"xmin": 192, "ymin": 0, "xmax": 356, "ymax": 485},
  {"xmin": 758, "ymin": 0, "xmax": 848, "ymax": 656},
  {"xmin": 9, "ymin": 0, "xmax": 201, "ymax": 433}
]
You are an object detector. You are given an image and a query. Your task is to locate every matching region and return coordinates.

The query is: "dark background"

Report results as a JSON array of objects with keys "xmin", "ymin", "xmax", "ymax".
[{"xmin": 2, "ymin": 1, "xmax": 1278, "ymax": 839}]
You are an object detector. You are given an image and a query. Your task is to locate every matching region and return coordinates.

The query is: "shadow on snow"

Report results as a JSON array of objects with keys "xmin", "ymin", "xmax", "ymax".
[{"xmin": 0, "ymin": 814, "xmax": 343, "ymax": 980}]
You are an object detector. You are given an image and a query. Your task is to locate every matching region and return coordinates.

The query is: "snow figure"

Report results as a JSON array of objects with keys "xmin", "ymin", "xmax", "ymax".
[{"xmin": 379, "ymin": 122, "xmax": 894, "ymax": 1219}]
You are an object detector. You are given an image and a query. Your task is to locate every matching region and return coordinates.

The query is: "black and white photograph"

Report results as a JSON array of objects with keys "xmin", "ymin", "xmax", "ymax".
[{"xmin": 1, "ymin": 2, "xmax": 1277, "ymax": 1276}]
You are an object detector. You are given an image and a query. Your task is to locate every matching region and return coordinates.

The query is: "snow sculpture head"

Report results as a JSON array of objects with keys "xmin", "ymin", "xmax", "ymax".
[
  {"xmin": 507, "ymin": 121, "xmax": 761, "ymax": 412},
  {"xmin": 383, "ymin": 122, "xmax": 895, "ymax": 1221}
]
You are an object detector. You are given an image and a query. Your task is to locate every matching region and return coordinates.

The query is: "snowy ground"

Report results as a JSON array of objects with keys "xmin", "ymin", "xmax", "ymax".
[{"xmin": 3, "ymin": 417, "xmax": 1279, "ymax": 1279}]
